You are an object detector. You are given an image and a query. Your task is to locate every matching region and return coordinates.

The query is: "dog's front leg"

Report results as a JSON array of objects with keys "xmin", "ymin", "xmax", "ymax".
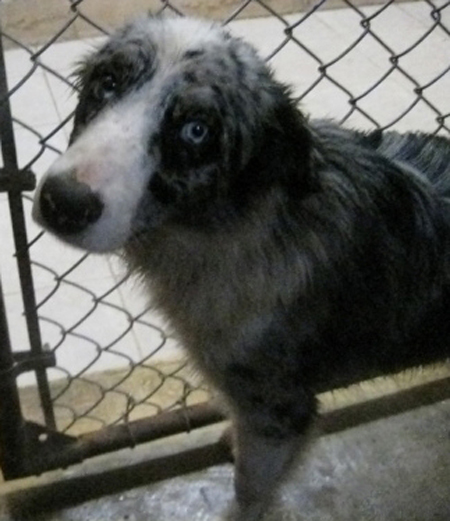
[
  {"xmin": 230, "ymin": 419, "xmax": 306, "ymax": 521},
  {"xmin": 220, "ymin": 344, "xmax": 317, "ymax": 519}
]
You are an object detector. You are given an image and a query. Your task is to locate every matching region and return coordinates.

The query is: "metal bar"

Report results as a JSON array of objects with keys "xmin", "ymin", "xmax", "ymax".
[
  {"xmin": 10, "ymin": 350, "xmax": 56, "ymax": 377},
  {"xmin": 0, "ymin": 26, "xmax": 56, "ymax": 430},
  {"xmin": 319, "ymin": 375, "xmax": 450, "ymax": 436},
  {"xmin": 6, "ymin": 194, "xmax": 57, "ymax": 430},
  {"xmin": 26, "ymin": 402, "xmax": 225, "ymax": 475},
  {"xmin": 14, "ymin": 373, "xmax": 450, "ymax": 478},
  {"xmin": 0, "ymin": 167, "xmax": 36, "ymax": 192},
  {"xmin": 0, "ymin": 275, "xmax": 27, "ymax": 479}
]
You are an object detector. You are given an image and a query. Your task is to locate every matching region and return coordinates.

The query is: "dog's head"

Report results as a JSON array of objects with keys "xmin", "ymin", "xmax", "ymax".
[{"xmin": 33, "ymin": 16, "xmax": 311, "ymax": 252}]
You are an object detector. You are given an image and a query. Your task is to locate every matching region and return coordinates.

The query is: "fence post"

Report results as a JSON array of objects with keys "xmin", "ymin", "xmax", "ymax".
[
  {"xmin": 0, "ymin": 275, "xmax": 27, "ymax": 479},
  {"xmin": 0, "ymin": 22, "xmax": 56, "ymax": 430}
]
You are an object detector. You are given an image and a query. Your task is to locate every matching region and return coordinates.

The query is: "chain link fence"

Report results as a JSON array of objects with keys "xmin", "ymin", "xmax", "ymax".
[{"xmin": 0, "ymin": 0, "xmax": 449, "ymax": 479}]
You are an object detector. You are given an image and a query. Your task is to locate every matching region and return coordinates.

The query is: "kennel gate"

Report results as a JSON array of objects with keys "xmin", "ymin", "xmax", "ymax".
[{"xmin": 1, "ymin": 0, "xmax": 450, "ymax": 482}]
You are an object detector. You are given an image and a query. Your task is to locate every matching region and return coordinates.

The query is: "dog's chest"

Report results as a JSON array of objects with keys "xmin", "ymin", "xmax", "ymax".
[{"xmin": 141, "ymin": 241, "xmax": 279, "ymax": 373}]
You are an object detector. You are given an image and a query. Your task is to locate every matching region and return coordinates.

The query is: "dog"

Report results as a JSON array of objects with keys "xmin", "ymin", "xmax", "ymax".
[{"xmin": 33, "ymin": 15, "xmax": 450, "ymax": 520}]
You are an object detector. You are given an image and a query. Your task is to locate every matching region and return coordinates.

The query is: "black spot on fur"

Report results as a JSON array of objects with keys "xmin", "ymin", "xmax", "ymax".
[
  {"xmin": 71, "ymin": 34, "xmax": 156, "ymax": 141},
  {"xmin": 183, "ymin": 49, "xmax": 206, "ymax": 60}
]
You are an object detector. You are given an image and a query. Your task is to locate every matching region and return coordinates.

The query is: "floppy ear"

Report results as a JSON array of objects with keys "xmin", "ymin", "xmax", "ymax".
[{"xmin": 233, "ymin": 87, "xmax": 315, "ymax": 203}]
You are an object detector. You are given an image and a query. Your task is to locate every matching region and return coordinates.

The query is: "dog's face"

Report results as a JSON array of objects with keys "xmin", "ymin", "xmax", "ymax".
[{"xmin": 32, "ymin": 16, "xmax": 293, "ymax": 252}]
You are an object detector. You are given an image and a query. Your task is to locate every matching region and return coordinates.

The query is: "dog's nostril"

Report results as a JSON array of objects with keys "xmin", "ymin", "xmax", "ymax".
[{"xmin": 39, "ymin": 175, "xmax": 103, "ymax": 235}]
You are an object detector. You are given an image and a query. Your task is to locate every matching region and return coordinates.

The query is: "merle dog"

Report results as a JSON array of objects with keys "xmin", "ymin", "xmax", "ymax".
[{"xmin": 33, "ymin": 15, "xmax": 450, "ymax": 520}]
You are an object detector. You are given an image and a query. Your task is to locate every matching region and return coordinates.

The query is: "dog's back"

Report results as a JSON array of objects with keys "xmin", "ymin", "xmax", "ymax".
[
  {"xmin": 298, "ymin": 121, "xmax": 450, "ymax": 390},
  {"xmin": 377, "ymin": 131, "xmax": 450, "ymax": 198},
  {"xmin": 377, "ymin": 131, "xmax": 450, "ymax": 367}
]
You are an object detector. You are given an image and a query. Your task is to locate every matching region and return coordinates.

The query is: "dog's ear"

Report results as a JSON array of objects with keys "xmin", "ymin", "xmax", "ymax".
[{"xmin": 234, "ymin": 87, "xmax": 316, "ymax": 203}]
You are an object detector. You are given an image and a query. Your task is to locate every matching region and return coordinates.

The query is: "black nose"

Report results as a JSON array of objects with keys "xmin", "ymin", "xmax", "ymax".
[{"xmin": 39, "ymin": 175, "xmax": 103, "ymax": 235}]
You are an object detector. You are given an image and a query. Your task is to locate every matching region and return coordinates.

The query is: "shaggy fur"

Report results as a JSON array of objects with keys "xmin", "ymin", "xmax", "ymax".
[{"xmin": 33, "ymin": 15, "xmax": 450, "ymax": 520}]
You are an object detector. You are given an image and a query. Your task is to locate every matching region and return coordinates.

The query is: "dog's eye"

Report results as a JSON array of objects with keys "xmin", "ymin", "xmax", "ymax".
[
  {"xmin": 181, "ymin": 121, "xmax": 210, "ymax": 145},
  {"xmin": 94, "ymin": 73, "xmax": 118, "ymax": 100}
]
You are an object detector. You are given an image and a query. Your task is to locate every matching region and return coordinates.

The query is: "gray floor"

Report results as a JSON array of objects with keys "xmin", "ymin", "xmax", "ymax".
[{"xmin": 1, "ymin": 398, "xmax": 449, "ymax": 521}]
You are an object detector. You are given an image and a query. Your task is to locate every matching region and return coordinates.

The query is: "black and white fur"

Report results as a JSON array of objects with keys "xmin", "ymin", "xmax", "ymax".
[{"xmin": 33, "ymin": 15, "xmax": 450, "ymax": 520}]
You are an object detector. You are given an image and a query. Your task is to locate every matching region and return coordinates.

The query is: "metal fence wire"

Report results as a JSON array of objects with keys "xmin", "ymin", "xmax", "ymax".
[{"xmin": 0, "ymin": 0, "xmax": 449, "ymax": 479}]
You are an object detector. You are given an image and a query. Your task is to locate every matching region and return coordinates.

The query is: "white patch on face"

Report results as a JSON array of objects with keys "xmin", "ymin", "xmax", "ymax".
[
  {"xmin": 141, "ymin": 17, "xmax": 225, "ymax": 63},
  {"xmin": 33, "ymin": 17, "xmax": 244, "ymax": 253},
  {"xmin": 33, "ymin": 93, "xmax": 159, "ymax": 252}
]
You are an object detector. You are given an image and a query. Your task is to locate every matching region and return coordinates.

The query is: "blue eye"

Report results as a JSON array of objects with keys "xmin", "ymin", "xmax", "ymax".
[
  {"xmin": 94, "ymin": 73, "xmax": 118, "ymax": 100},
  {"xmin": 181, "ymin": 121, "xmax": 209, "ymax": 145}
]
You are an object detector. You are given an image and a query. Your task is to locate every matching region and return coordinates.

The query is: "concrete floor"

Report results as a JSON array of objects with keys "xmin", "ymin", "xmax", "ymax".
[{"xmin": 1, "ymin": 397, "xmax": 449, "ymax": 521}]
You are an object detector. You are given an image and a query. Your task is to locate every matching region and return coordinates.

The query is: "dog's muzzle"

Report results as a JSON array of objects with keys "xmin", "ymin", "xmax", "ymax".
[{"xmin": 36, "ymin": 174, "xmax": 104, "ymax": 236}]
